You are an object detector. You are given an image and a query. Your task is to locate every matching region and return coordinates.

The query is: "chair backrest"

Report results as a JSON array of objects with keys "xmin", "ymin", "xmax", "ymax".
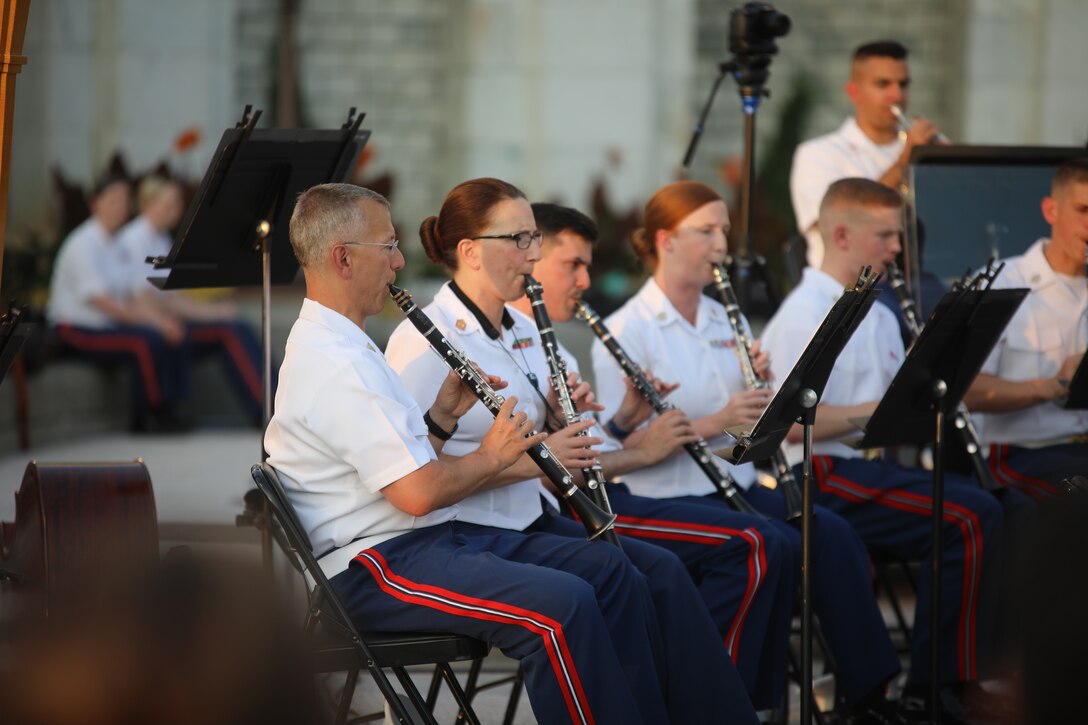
[{"xmin": 249, "ymin": 463, "xmax": 361, "ymax": 637}]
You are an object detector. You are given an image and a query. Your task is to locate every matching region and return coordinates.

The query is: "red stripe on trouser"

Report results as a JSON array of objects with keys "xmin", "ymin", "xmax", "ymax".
[
  {"xmin": 812, "ymin": 457, "xmax": 981, "ymax": 680},
  {"xmin": 56, "ymin": 325, "xmax": 161, "ymax": 406},
  {"xmin": 356, "ymin": 549, "xmax": 594, "ymax": 725},
  {"xmin": 613, "ymin": 514, "xmax": 764, "ymax": 663},
  {"xmin": 988, "ymin": 444, "xmax": 1059, "ymax": 500},
  {"xmin": 189, "ymin": 325, "xmax": 263, "ymax": 403}
]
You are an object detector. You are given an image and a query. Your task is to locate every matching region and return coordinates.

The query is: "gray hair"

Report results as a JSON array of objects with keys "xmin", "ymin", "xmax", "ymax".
[{"xmin": 289, "ymin": 183, "xmax": 389, "ymax": 269}]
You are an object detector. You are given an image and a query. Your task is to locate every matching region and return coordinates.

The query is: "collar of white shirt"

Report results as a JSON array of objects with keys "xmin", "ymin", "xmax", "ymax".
[
  {"xmin": 1017, "ymin": 238, "xmax": 1063, "ymax": 293},
  {"xmin": 299, "ymin": 297, "xmax": 378, "ymax": 351},
  {"xmin": 637, "ymin": 277, "xmax": 725, "ymax": 333},
  {"xmin": 840, "ymin": 116, "xmax": 901, "ymax": 154},
  {"xmin": 800, "ymin": 266, "xmax": 848, "ymax": 304}
]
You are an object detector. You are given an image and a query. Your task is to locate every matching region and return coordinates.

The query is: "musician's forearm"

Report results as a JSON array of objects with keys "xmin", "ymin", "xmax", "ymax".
[
  {"xmin": 784, "ymin": 401, "xmax": 877, "ymax": 443},
  {"xmin": 965, "ymin": 373, "xmax": 1064, "ymax": 412}
]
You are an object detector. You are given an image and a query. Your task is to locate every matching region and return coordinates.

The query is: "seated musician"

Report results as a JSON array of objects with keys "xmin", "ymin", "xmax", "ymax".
[
  {"xmin": 118, "ymin": 175, "xmax": 267, "ymax": 424},
  {"xmin": 384, "ymin": 177, "xmax": 758, "ymax": 723},
  {"xmin": 964, "ymin": 157, "xmax": 1088, "ymax": 496},
  {"xmin": 508, "ymin": 202, "xmax": 803, "ymax": 712},
  {"xmin": 265, "ymin": 183, "xmax": 752, "ymax": 724},
  {"xmin": 761, "ymin": 177, "xmax": 1012, "ymax": 720},
  {"xmin": 588, "ymin": 182, "xmax": 903, "ymax": 722},
  {"xmin": 46, "ymin": 173, "xmax": 190, "ymax": 432}
]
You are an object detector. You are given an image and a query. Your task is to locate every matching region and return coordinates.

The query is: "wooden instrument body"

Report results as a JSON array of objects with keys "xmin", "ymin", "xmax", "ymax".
[{"xmin": 0, "ymin": 461, "xmax": 159, "ymax": 618}]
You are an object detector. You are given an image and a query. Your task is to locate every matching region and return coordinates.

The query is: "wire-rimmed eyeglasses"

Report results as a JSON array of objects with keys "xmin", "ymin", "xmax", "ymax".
[
  {"xmin": 343, "ymin": 239, "xmax": 400, "ymax": 253},
  {"xmin": 472, "ymin": 231, "xmax": 543, "ymax": 250}
]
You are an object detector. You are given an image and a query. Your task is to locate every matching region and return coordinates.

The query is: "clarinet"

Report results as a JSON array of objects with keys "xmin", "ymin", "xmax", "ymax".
[
  {"xmin": 710, "ymin": 264, "xmax": 804, "ymax": 525},
  {"xmin": 575, "ymin": 299, "xmax": 763, "ymax": 517},
  {"xmin": 523, "ymin": 276, "xmax": 622, "ymax": 547},
  {"xmin": 886, "ymin": 262, "xmax": 1002, "ymax": 492},
  {"xmin": 389, "ymin": 284, "xmax": 618, "ymax": 541}
]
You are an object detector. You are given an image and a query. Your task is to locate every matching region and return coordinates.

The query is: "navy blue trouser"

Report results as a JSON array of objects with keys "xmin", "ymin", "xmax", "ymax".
[
  {"xmin": 685, "ymin": 486, "xmax": 902, "ymax": 708},
  {"xmin": 802, "ymin": 456, "xmax": 1005, "ymax": 686},
  {"xmin": 55, "ymin": 323, "xmax": 188, "ymax": 412},
  {"xmin": 334, "ymin": 515, "xmax": 757, "ymax": 725},
  {"xmin": 602, "ymin": 485, "xmax": 794, "ymax": 709},
  {"xmin": 534, "ymin": 512, "xmax": 757, "ymax": 724},
  {"xmin": 988, "ymin": 443, "xmax": 1088, "ymax": 500},
  {"xmin": 187, "ymin": 321, "xmax": 269, "ymax": 420}
]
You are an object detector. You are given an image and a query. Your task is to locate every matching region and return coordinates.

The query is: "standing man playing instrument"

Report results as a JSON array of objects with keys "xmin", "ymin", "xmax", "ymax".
[
  {"xmin": 265, "ymin": 183, "xmax": 727, "ymax": 725},
  {"xmin": 762, "ymin": 178, "xmax": 1005, "ymax": 721},
  {"xmin": 790, "ymin": 40, "xmax": 947, "ymax": 267},
  {"xmin": 384, "ymin": 177, "xmax": 757, "ymax": 724},
  {"xmin": 964, "ymin": 157, "xmax": 1088, "ymax": 497},
  {"xmin": 590, "ymin": 181, "xmax": 903, "ymax": 723},
  {"xmin": 509, "ymin": 202, "xmax": 797, "ymax": 713}
]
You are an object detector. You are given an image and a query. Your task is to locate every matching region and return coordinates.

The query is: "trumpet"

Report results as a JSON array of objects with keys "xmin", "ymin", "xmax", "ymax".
[{"xmin": 891, "ymin": 104, "xmax": 948, "ymax": 144}]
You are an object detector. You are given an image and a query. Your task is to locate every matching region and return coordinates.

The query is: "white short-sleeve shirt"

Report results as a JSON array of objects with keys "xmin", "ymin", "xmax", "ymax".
[
  {"xmin": 265, "ymin": 298, "xmax": 453, "ymax": 577},
  {"xmin": 975, "ymin": 239, "xmax": 1088, "ymax": 446},
  {"xmin": 590, "ymin": 278, "xmax": 759, "ymax": 498},
  {"xmin": 385, "ymin": 282, "xmax": 555, "ymax": 531},
  {"xmin": 761, "ymin": 267, "xmax": 905, "ymax": 464},
  {"xmin": 790, "ymin": 117, "xmax": 904, "ymax": 267},
  {"xmin": 116, "ymin": 216, "xmax": 172, "ymax": 293},
  {"xmin": 47, "ymin": 218, "xmax": 139, "ymax": 328}
]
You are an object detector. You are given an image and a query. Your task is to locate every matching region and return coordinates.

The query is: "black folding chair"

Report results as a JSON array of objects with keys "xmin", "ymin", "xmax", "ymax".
[{"xmin": 250, "ymin": 463, "xmax": 490, "ymax": 725}]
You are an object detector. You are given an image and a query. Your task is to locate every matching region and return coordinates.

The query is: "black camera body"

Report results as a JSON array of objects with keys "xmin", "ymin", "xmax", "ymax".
[{"xmin": 729, "ymin": 2, "xmax": 790, "ymax": 58}]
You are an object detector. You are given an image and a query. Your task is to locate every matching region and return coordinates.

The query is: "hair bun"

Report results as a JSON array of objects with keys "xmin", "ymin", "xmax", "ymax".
[{"xmin": 418, "ymin": 216, "xmax": 443, "ymax": 264}]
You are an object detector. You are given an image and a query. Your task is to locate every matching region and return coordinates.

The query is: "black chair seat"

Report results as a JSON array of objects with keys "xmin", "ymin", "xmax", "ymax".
[{"xmin": 309, "ymin": 628, "xmax": 489, "ymax": 673}]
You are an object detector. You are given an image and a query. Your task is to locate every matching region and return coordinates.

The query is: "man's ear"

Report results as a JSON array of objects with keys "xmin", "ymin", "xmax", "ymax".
[
  {"xmin": 330, "ymin": 243, "xmax": 353, "ymax": 279},
  {"xmin": 1041, "ymin": 196, "xmax": 1058, "ymax": 227}
]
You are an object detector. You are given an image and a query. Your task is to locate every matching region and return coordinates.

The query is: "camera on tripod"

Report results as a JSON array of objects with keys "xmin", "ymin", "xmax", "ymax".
[{"xmin": 727, "ymin": 3, "xmax": 790, "ymax": 93}]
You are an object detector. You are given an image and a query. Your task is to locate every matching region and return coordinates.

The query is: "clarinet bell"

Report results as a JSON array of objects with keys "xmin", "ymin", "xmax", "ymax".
[{"xmin": 566, "ymin": 487, "xmax": 618, "ymax": 541}]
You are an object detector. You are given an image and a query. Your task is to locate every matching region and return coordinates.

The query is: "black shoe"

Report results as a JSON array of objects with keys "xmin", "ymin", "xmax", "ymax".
[
  {"xmin": 850, "ymin": 696, "xmax": 908, "ymax": 725},
  {"xmin": 896, "ymin": 692, "xmax": 969, "ymax": 725}
]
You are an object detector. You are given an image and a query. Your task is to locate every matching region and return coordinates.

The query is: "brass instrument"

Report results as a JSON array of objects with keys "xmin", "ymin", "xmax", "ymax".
[{"xmin": 710, "ymin": 264, "xmax": 803, "ymax": 524}]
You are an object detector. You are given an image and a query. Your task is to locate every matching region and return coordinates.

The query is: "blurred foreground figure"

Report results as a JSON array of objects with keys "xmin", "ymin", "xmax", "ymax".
[{"xmin": 3, "ymin": 553, "xmax": 324, "ymax": 725}]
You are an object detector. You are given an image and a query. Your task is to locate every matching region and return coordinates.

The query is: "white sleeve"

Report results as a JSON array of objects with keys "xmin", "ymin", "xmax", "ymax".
[
  {"xmin": 64, "ymin": 239, "xmax": 111, "ymax": 304},
  {"xmin": 306, "ymin": 362, "xmax": 434, "ymax": 494},
  {"xmin": 591, "ymin": 317, "xmax": 649, "ymax": 429},
  {"xmin": 762, "ymin": 301, "xmax": 816, "ymax": 384},
  {"xmin": 790, "ymin": 141, "xmax": 850, "ymax": 235}
]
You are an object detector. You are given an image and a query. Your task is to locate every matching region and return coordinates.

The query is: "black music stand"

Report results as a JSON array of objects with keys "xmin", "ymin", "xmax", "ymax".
[
  {"xmin": 150, "ymin": 106, "xmax": 369, "ymax": 433},
  {"xmin": 725, "ymin": 271, "xmax": 883, "ymax": 725},
  {"xmin": 1063, "ymin": 352, "xmax": 1088, "ymax": 410},
  {"xmin": 150, "ymin": 107, "xmax": 369, "ymax": 570},
  {"xmin": 851, "ymin": 284, "xmax": 1026, "ymax": 723}
]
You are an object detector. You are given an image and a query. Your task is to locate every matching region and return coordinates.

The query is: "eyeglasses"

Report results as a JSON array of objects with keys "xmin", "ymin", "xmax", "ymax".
[
  {"xmin": 343, "ymin": 239, "xmax": 400, "ymax": 253},
  {"xmin": 472, "ymin": 231, "xmax": 543, "ymax": 250}
]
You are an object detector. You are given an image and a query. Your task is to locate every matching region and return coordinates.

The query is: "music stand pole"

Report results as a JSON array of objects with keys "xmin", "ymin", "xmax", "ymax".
[
  {"xmin": 930, "ymin": 380, "xmax": 948, "ymax": 724},
  {"xmin": 798, "ymin": 389, "xmax": 818, "ymax": 725}
]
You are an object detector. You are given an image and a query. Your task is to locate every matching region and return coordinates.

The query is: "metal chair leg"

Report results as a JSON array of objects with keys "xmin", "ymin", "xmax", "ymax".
[{"xmin": 438, "ymin": 662, "xmax": 482, "ymax": 725}]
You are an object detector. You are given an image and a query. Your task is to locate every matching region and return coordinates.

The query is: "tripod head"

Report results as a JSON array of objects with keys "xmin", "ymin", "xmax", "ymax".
[{"xmin": 725, "ymin": 3, "xmax": 790, "ymax": 101}]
